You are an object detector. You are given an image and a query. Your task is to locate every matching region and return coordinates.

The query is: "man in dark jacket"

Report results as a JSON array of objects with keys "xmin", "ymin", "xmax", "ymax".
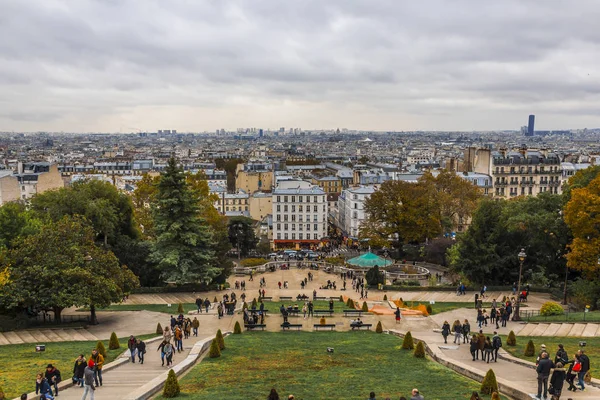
[
  {"xmin": 549, "ymin": 362, "xmax": 566, "ymax": 399},
  {"xmin": 555, "ymin": 344, "xmax": 568, "ymax": 365},
  {"xmin": 128, "ymin": 335, "xmax": 137, "ymax": 363},
  {"xmin": 536, "ymin": 352, "xmax": 554, "ymax": 399},
  {"xmin": 136, "ymin": 338, "xmax": 146, "ymax": 364},
  {"xmin": 577, "ymin": 349, "xmax": 590, "ymax": 391},
  {"xmin": 45, "ymin": 364, "xmax": 61, "ymax": 396},
  {"xmin": 195, "ymin": 297, "xmax": 203, "ymax": 313},
  {"xmin": 73, "ymin": 354, "xmax": 87, "ymax": 387},
  {"xmin": 82, "ymin": 361, "xmax": 96, "ymax": 400}
]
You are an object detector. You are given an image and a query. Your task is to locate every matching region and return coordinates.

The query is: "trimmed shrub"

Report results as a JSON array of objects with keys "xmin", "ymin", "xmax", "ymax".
[
  {"xmin": 156, "ymin": 322, "xmax": 163, "ymax": 335},
  {"xmin": 540, "ymin": 301, "xmax": 564, "ymax": 316},
  {"xmin": 162, "ymin": 368, "xmax": 181, "ymax": 398},
  {"xmin": 491, "ymin": 392, "xmax": 501, "ymax": 400},
  {"xmin": 375, "ymin": 321, "xmax": 383, "ymax": 333},
  {"xmin": 233, "ymin": 321, "xmax": 242, "ymax": 334},
  {"xmin": 339, "ymin": 295, "xmax": 344, "ymax": 302},
  {"xmin": 209, "ymin": 339, "xmax": 221, "ymax": 358},
  {"xmin": 96, "ymin": 341, "xmax": 107, "ymax": 358},
  {"xmin": 242, "ymin": 302, "xmax": 248, "ymax": 310},
  {"xmin": 252, "ymin": 298, "xmax": 258, "ymax": 309},
  {"xmin": 402, "ymin": 331, "xmax": 415, "ymax": 350},
  {"xmin": 383, "ymin": 294, "xmax": 388, "ymax": 301},
  {"xmin": 524, "ymin": 340, "xmax": 535, "ymax": 357},
  {"xmin": 362, "ymin": 302, "xmax": 369, "ymax": 312},
  {"xmin": 480, "ymin": 369, "xmax": 499, "ymax": 395},
  {"xmin": 240, "ymin": 258, "xmax": 268, "ymax": 267},
  {"xmin": 414, "ymin": 341, "xmax": 425, "ymax": 358},
  {"xmin": 214, "ymin": 296, "xmax": 218, "ymax": 303},
  {"xmin": 108, "ymin": 332, "xmax": 120, "ymax": 350},
  {"xmin": 216, "ymin": 329, "xmax": 225, "ymax": 350},
  {"xmin": 426, "ymin": 304, "xmax": 433, "ymax": 315},
  {"xmin": 177, "ymin": 302, "xmax": 184, "ymax": 314},
  {"xmin": 507, "ymin": 330, "xmax": 516, "ymax": 346},
  {"xmin": 320, "ymin": 317, "xmax": 326, "ymax": 325}
]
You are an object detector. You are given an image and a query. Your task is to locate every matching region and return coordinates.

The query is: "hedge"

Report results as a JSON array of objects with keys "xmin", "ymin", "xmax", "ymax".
[
  {"xmin": 382, "ymin": 285, "xmax": 552, "ymax": 293},
  {"xmin": 132, "ymin": 282, "xmax": 230, "ymax": 294}
]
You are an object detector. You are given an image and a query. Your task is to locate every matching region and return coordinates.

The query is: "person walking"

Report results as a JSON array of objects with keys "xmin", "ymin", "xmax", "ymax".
[
  {"xmin": 192, "ymin": 317, "xmax": 199, "ymax": 337},
  {"xmin": 476, "ymin": 330, "xmax": 485, "ymax": 361},
  {"xmin": 565, "ymin": 353, "xmax": 581, "ymax": 392},
  {"xmin": 81, "ymin": 361, "xmax": 96, "ymax": 400},
  {"xmin": 163, "ymin": 326, "xmax": 172, "ymax": 343},
  {"xmin": 174, "ymin": 326, "xmax": 183, "ymax": 352},
  {"xmin": 164, "ymin": 341, "xmax": 175, "ymax": 367},
  {"xmin": 452, "ymin": 320, "xmax": 462, "ymax": 345},
  {"xmin": 555, "ymin": 344, "xmax": 568, "ymax": 366},
  {"xmin": 302, "ymin": 303, "xmax": 307, "ymax": 319},
  {"xmin": 576, "ymin": 349, "xmax": 590, "ymax": 391},
  {"xmin": 45, "ymin": 364, "xmax": 61, "ymax": 396},
  {"xmin": 536, "ymin": 351, "xmax": 554, "ymax": 399},
  {"xmin": 91, "ymin": 349, "xmax": 104, "ymax": 387},
  {"xmin": 483, "ymin": 337, "xmax": 493, "ymax": 363},
  {"xmin": 394, "ymin": 307, "xmax": 401, "ymax": 324},
  {"xmin": 470, "ymin": 334, "xmax": 479, "ymax": 361},
  {"xmin": 462, "ymin": 320, "xmax": 471, "ymax": 344},
  {"xmin": 441, "ymin": 321, "xmax": 450, "ymax": 344},
  {"xmin": 136, "ymin": 338, "xmax": 146, "ymax": 364},
  {"xmin": 128, "ymin": 335, "xmax": 137, "ymax": 363},
  {"xmin": 492, "ymin": 332, "xmax": 502, "ymax": 362},
  {"xmin": 308, "ymin": 301, "xmax": 314, "ymax": 317},
  {"xmin": 549, "ymin": 362, "xmax": 566, "ymax": 399},
  {"xmin": 73, "ymin": 354, "xmax": 87, "ymax": 387},
  {"xmin": 195, "ymin": 297, "xmax": 203, "ymax": 313}
]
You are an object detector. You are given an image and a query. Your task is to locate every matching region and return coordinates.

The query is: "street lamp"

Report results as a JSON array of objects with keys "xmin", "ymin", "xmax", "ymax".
[{"xmin": 512, "ymin": 248, "xmax": 527, "ymax": 321}]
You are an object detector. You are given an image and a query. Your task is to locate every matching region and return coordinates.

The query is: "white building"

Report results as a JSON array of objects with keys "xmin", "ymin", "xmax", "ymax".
[
  {"xmin": 272, "ymin": 180, "xmax": 328, "ymax": 250},
  {"xmin": 337, "ymin": 186, "xmax": 377, "ymax": 238}
]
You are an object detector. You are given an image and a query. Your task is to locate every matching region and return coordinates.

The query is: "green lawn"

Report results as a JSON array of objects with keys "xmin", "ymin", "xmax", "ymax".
[
  {"xmin": 501, "ymin": 335, "xmax": 599, "ymax": 372},
  {"xmin": 262, "ymin": 300, "xmax": 348, "ymax": 313},
  {"xmin": 157, "ymin": 332, "xmax": 504, "ymax": 400},
  {"xmin": 406, "ymin": 301, "xmax": 492, "ymax": 315},
  {"xmin": 526, "ymin": 311, "xmax": 600, "ymax": 323},
  {"xmin": 0, "ymin": 334, "xmax": 156, "ymax": 399}
]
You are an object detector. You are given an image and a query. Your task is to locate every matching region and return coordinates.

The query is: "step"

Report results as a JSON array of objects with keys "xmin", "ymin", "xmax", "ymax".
[
  {"xmin": 554, "ymin": 324, "xmax": 573, "ymax": 336},
  {"xmin": 64, "ymin": 328, "xmax": 88, "ymax": 341},
  {"xmin": 517, "ymin": 323, "xmax": 538, "ymax": 336},
  {"xmin": 567, "ymin": 323, "xmax": 586, "ymax": 337},
  {"xmin": 530, "ymin": 323, "xmax": 550, "ymax": 336},
  {"xmin": 0, "ymin": 332, "xmax": 10, "ymax": 345},
  {"xmin": 53, "ymin": 329, "xmax": 75, "ymax": 341},
  {"xmin": 28, "ymin": 330, "xmax": 51, "ymax": 343},
  {"xmin": 544, "ymin": 323, "xmax": 561, "ymax": 337},
  {"xmin": 3, "ymin": 330, "xmax": 25, "ymax": 344},
  {"xmin": 78, "ymin": 329, "xmax": 99, "ymax": 341},
  {"xmin": 581, "ymin": 324, "xmax": 598, "ymax": 337},
  {"xmin": 40, "ymin": 329, "xmax": 62, "ymax": 342},
  {"xmin": 17, "ymin": 330, "xmax": 37, "ymax": 343}
]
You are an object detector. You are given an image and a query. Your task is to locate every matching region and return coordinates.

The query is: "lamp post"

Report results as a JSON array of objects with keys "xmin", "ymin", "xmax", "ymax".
[{"xmin": 512, "ymin": 248, "xmax": 527, "ymax": 321}]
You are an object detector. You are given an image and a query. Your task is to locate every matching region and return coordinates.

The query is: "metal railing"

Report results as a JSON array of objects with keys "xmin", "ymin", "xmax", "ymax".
[{"xmin": 519, "ymin": 309, "xmax": 600, "ymax": 322}]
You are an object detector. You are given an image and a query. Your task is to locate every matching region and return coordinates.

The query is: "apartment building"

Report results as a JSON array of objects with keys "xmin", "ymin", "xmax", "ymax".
[
  {"xmin": 272, "ymin": 180, "xmax": 328, "ymax": 250},
  {"xmin": 235, "ymin": 162, "xmax": 274, "ymax": 193},
  {"xmin": 336, "ymin": 186, "xmax": 377, "ymax": 238}
]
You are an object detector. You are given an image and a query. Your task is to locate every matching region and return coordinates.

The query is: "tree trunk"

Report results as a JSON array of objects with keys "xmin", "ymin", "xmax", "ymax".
[
  {"xmin": 53, "ymin": 306, "xmax": 63, "ymax": 323},
  {"xmin": 90, "ymin": 304, "xmax": 98, "ymax": 325}
]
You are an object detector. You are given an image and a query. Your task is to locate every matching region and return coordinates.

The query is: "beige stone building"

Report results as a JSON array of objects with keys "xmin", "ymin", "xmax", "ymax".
[
  {"xmin": 249, "ymin": 192, "xmax": 272, "ymax": 221},
  {"xmin": 16, "ymin": 162, "xmax": 64, "ymax": 200},
  {"xmin": 235, "ymin": 163, "xmax": 274, "ymax": 193},
  {"xmin": 0, "ymin": 170, "xmax": 20, "ymax": 205}
]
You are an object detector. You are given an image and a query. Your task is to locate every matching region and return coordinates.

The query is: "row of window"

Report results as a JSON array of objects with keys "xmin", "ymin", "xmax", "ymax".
[
  {"xmin": 276, "ymin": 223, "xmax": 326, "ymax": 231},
  {"xmin": 276, "ymin": 204, "xmax": 326, "ymax": 212},
  {"xmin": 275, "ymin": 195, "xmax": 322, "ymax": 203},
  {"xmin": 495, "ymin": 186, "xmax": 560, "ymax": 196},
  {"xmin": 495, "ymin": 166, "xmax": 560, "ymax": 174},
  {"xmin": 277, "ymin": 233, "xmax": 320, "ymax": 240},
  {"xmin": 225, "ymin": 199, "xmax": 248, "ymax": 205},
  {"xmin": 224, "ymin": 206, "xmax": 248, "ymax": 212},
  {"xmin": 275, "ymin": 214, "xmax": 325, "ymax": 222}
]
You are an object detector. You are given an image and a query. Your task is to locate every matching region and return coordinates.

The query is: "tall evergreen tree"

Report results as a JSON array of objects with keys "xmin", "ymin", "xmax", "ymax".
[{"xmin": 151, "ymin": 157, "xmax": 218, "ymax": 283}]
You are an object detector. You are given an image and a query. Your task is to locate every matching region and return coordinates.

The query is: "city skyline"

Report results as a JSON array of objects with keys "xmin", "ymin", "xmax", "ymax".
[{"xmin": 1, "ymin": 1, "xmax": 600, "ymax": 132}]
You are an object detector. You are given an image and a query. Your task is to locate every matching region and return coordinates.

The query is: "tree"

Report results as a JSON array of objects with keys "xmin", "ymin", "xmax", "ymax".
[
  {"xmin": 414, "ymin": 341, "xmax": 425, "ymax": 358},
  {"xmin": 563, "ymin": 165, "xmax": 600, "ymax": 201},
  {"xmin": 507, "ymin": 331, "xmax": 516, "ymax": 346},
  {"xmin": 132, "ymin": 174, "xmax": 160, "ymax": 239},
  {"xmin": 0, "ymin": 216, "xmax": 139, "ymax": 323},
  {"xmin": 156, "ymin": 323, "xmax": 163, "ymax": 335},
  {"xmin": 109, "ymin": 332, "xmax": 120, "ymax": 350},
  {"xmin": 162, "ymin": 369, "xmax": 181, "ymax": 398},
  {"xmin": 365, "ymin": 265, "xmax": 385, "ymax": 286},
  {"xmin": 564, "ymin": 174, "xmax": 600, "ymax": 278},
  {"xmin": 402, "ymin": 331, "xmax": 414, "ymax": 350},
  {"xmin": 480, "ymin": 369, "xmax": 499, "ymax": 395},
  {"xmin": 234, "ymin": 321, "xmax": 242, "ymax": 334},
  {"xmin": 362, "ymin": 301, "xmax": 369, "ymax": 312},
  {"xmin": 524, "ymin": 340, "xmax": 535, "ymax": 356},
  {"xmin": 216, "ymin": 329, "xmax": 225, "ymax": 350},
  {"xmin": 214, "ymin": 158, "xmax": 244, "ymax": 192},
  {"xmin": 228, "ymin": 217, "xmax": 258, "ymax": 258},
  {"xmin": 96, "ymin": 341, "xmax": 107, "ymax": 358},
  {"xmin": 375, "ymin": 321, "xmax": 383, "ymax": 333},
  {"xmin": 0, "ymin": 202, "xmax": 41, "ymax": 249},
  {"xmin": 151, "ymin": 157, "xmax": 218, "ymax": 284},
  {"xmin": 209, "ymin": 338, "xmax": 221, "ymax": 358}
]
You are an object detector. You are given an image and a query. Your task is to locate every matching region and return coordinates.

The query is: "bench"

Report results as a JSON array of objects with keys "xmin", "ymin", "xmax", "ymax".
[
  {"xmin": 281, "ymin": 323, "xmax": 303, "ymax": 331},
  {"xmin": 248, "ymin": 309, "xmax": 268, "ymax": 315},
  {"xmin": 350, "ymin": 323, "xmax": 372, "ymax": 330},
  {"xmin": 279, "ymin": 296, "xmax": 293, "ymax": 301},
  {"xmin": 314, "ymin": 324, "xmax": 336, "ymax": 331},
  {"xmin": 343, "ymin": 310, "xmax": 367, "ymax": 317},
  {"xmin": 330, "ymin": 296, "xmax": 341, "ymax": 300},
  {"xmin": 244, "ymin": 324, "xmax": 266, "ymax": 331},
  {"xmin": 260, "ymin": 297, "xmax": 273, "ymax": 301},
  {"xmin": 314, "ymin": 296, "xmax": 328, "ymax": 301},
  {"xmin": 313, "ymin": 309, "xmax": 334, "ymax": 317}
]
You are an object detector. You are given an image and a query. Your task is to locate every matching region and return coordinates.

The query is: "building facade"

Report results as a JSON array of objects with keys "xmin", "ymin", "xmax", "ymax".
[{"xmin": 337, "ymin": 186, "xmax": 376, "ymax": 238}]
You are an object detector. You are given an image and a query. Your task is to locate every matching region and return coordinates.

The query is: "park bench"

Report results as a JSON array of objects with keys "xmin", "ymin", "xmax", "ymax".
[
  {"xmin": 279, "ymin": 296, "xmax": 293, "ymax": 301},
  {"xmin": 281, "ymin": 323, "xmax": 303, "ymax": 331},
  {"xmin": 313, "ymin": 309, "xmax": 334, "ymax": 317},
  {"xmin": 245, "ymin": 324, "xmax": 266, "ymax": 331},
  {"xmin": 314, "ymin": 324, "xmax": 336, "ymax": 331},
  {"xmin": 343, "ymin": 310, "xmax": 368, "ymax": 317},
  {"xmin": 350, "ymin": 323, "xmax": 372, "ymax": 331},
  {"xmin": 260, "ymin": 297, "xmax": 273, "ymax": 301},
  {"xmin": 286, "ymin": 309, "xmax": 299, "ymax": 316},
  {"xmin": 314, "ymin": 296, "xmax": 327, "ymax": 301},
  {"xmin": 248, "ymin": 309, "xmax": 268, "ymax": 315},
  {"xmin": 329, "ymin": 296, "xmax": 341, "ymax": 300}
]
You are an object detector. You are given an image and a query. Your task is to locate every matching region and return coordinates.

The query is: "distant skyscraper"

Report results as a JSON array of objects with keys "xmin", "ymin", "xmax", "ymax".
[
  {"xmin": 259, "ymin": 129, "xmax": 263, "ymax": 137},
  {"xmin": 528, "ymin": 115, "xmax": 535, "ymax": 136}
]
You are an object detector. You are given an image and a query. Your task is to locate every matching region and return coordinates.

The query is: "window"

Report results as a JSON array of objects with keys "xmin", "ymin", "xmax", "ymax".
[
  {"xmin": 314, "ymin": 205, "xmax": 318, "ymax": 212},
  {"xmin": 284, "ymin": 196, "xmax": 288, "ymax": 202},
  {"xmin": 353, "ymin": 211, "xmax": 358, "ymax": 219},
  {"xmin": 277, "ymin": 223, "xmax": 281, "ymax": 230},
  {"xmin": 299, "ymin": 233, "xmax": 303, "ymax": 240},
  {"xmin": 284, "ymin": 224, "xmax": 288, "ymax": 230},
  {"xmin": 299, "ymin": 215, "xmax": 303, "ymax": 222},
  {"xmin": 528, "ymin": 187, "xmax": 532, "ymax": 195},
  {"xmin": 314, "ymin": 224, "xmax": 318, "ymax": 231},
  {"xmin": 277, "ymin": 205, "xmax": 280, "ymax": 212},
  {"xmin": 277, "ymin": 233, "xmax": 281, "ymax": 240},
  {"xmin": 291, "ymin": 196, "xmax": 295, "ymax": 202},
  {"xmin": 284, "ymin": 205, "xmax": 288, "ymax": 212},
  {"xmin": 292, "ymin": 224, "xmax": 295, "ymax": 231},
  {"xmin": 314, "ymin": 196, "xmax": 318, "ymax": 203},
  {"xmin": 323, "ymin": 205, "xmax": 326, "ymax": 211},
  {"xmin": 245, "ymin": 206, "xmax": 248, "ymax": 211},
  {"xmin": 306, "ymin": 196, "xmax": 310, "ymax": 203},
  {"xmin": 354, "ymin": 203, "xmax": 357, "ymax": 209},
  {"xmin": 292, "ymin": 205, "xmax": 295, "ymax": 212},
  {"xmin": 299, "ymin": 224, "xmax": 303, "ymax": 230},
  {"xmin": 314, "ymin": 234, "xmax": 318, "ymax": 240},
  {"xmin": 284, "ymin": 233, "xmax": 288, "ymax": 240},
  {"xmin": 299, "ymin": 205, "xmax": 303, "ymax": 212},
  {"xmin": 521, "ymin": 187, "xmax": 525, "ymax": 195},
  {"xmin": 277, "ymin": 214, "xmax": 281, "ymax": 221},
  {"xmin": 298, "ymin": 196, "xmax": 302, "ymax": 202},
  {"xmin": 292, "ymin": 233, "xmax": 296, "ymax": 240},
  {"xmin": 277, "ymin": 196, "xmax": 280, "ymax": 202},
  {"xmin": 292, "ymin": 215, "xmax": 295, "ymax": 221},
  {"xmin": 306, "ymin": 224, "xmax": 311, "ymax": 231},
  {"xmin": 284, "ymin": 215, "xmax": 288, "ymax": 221}
]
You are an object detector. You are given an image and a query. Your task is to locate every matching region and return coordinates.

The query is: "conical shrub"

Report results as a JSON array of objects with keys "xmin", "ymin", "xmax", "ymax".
[
  {"xmin": 216, "ymin": 329, "xmax": 225, "ymax": 350},
  {"xmin": 320, "ymin": 317, "xmax": 326, "ymax": 325},
  {"xmin": 242, "ymin": 302, "xmax": 248, "ymax": 310},
  {"xmin": 491, "ymin": 392, "xmax": 501, "ymax": 400},
  {"xmin": 234, "ymin": 321, "xmax": 242, "ymax": 334},
  {"xmin": 480, "ymin": 369, "xmax": 499, "ymax": 395},
  {"xmin": 414, "ymin": 341, "xmax": 425, "ymax": 358},
  {"xmin": 156, "ymin": 322, "xmax": 163, "ymax": 335},
  {"xmin": 214, "ymin": 296, "xmax": 218, "ymax": 303},
  {"xmin": 375, "ymin": 321, "xmax": 383, "ymax": 333},
  {"xmin": 383, "ymin": 294, "xmax": 388, "ymax": 301},
  {"xmin": 426, "ymin": 304, "xmax": 433, "ymax": 315},
  {"xmin": 177, "ymin": 302, "xmax": 184, "ymax": 314},
  {"xmin": 402, "ymin": 331, "xmax": 415, "ymax": 350},
  {"xmin": 362, "ymin": 301, "xmax": 369, "ymax": 312},
  {"xmin": 524, "ymin": 339, "xmax": 535, "ymax": 357},
  {"xmin": 507, "ymin": 330, "xmax": 516, "ymax": 346},
  {"xmin": 108, "ymin": 332, "xmax": 120, "ymax": 350},
  {"xmin": 96, "ymin": 340, "xmax": 107, "ymax": 358},
  {"xmin": 162, "ymin": 368, "xmax": 180, "ymax": 398},
  {"xmin": 209, "ymin": 338, "xmax": 221, "ymax": 358}
]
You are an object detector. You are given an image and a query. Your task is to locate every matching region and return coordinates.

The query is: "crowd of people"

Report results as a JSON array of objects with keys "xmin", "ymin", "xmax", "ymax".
[{"xmin": 533, "ymin": 344, "xmax": 591, "ymax": 399}]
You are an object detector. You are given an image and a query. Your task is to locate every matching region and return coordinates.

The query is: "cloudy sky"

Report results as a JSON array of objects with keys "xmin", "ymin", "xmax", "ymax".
[{"xmin": 1, "ymin": 1, "xmax": 599, "ymax": 132}]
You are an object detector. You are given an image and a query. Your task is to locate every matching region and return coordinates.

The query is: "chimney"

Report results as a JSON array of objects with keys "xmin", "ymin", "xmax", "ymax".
[
  {"xmin": 499, "ymin": 147, "xmax": 507, "ymax": 158},
  {"xmin": 519, "ymin": 144, "xmax": 528, "ymax": 157}
]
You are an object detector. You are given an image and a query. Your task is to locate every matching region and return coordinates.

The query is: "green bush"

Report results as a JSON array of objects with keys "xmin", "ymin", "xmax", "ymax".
[
  {"xmin": 480, "ymin": 369, "xmax": 499, "ymax": 395},
  {"xmin": 346, "ymin": 298, "xmax": 355, "ymax": 309},
  {"xmin": 366, "ymin": 265, "xmax": 385, "ymax": 286},
  {"xmin": 177, "ymin": 302, "xmax": 184, "ymax": 314},
  {"xmin": 234, "ymin": 321, "xmax": 242, "ymax": 334},
  {"xmin": 216, "ymin": 329, "xmax": 225, "ymax": 350},
  {"xmin": 375, "ymin": 321, "xmax": 383, "ymax": 333},
  {"xmin": 156, "ymin": 322, "xmax": 163, "ymax": 335},
  {"xmin": 524, "ymin": 340, "xmax": 535, "ymax": 357},
  {"xmin": 402, "ymin": 331, "xmax": 415, "ymax": 350},
  {"xmin": 383, "ymin": 294, "xmax": 388, "ymax": 301},
  {"xmin": 214, "ymin": 296, "xmax": 218, "ymax": 303},
  {"xmin": 414, "ymin": 341, "xmax": 425, "ymax": 358},
  {"xmin": 108, "ymin": 332, "xmax": 120, "ymax": 350},
  {"xmin": 242, "ymin": 302, "xmax": 248, "ymax": 310},
  {"xmin": 507, "ymin": 330, "xmax": 516, "ymax": 346},
  {"xmin": 362, "ymin": 302, "xmax": 369, "ymax": 312},
  {"xmin": 324, "ymin": 256, "xmax": 345, "ymax": 265},
  {"xmin": 240, "ymin": 258, "xmax": 268, "ymax": 267},
  {"xmin": 491, "ymin": 392, "xmax": 501, "ymax": 400},
  {"xmin": 540, "ymin": 301, "xmax": 564, "ymax": 316},
  {"xmin": 96, "ymin": 341, "xmax": 107, "ymax": 358},
  {"xmin": 426, "ymin": 304, "xmax": 433, "ymax": 315},
  {"xmin": 339, "ymin": 295, "xmax": 344, "ymax": 302},
  {"xmin": 209, "ymin": 339, "xmax": 221, "ymax": 358},
  {"xmin": 162, "ymin": 368, "xmax": 181, "ymax": 398}
]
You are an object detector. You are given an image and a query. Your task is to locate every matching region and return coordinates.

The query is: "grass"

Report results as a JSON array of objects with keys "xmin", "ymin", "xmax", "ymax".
[
  {"xmin": 156, "ymin": 332, "xmax": 505, "ymax": 400},
  {"xmin": 0, "ymin": 334, "xmax": 156, "ymax": 399},
  {"xmin": 261, "ymin": 300, "xmax": 347, "ymax": 313},
  {"xmin": 527, "ymin": 311, "xmax": 600, "ymax": 323},
  {"xmin": 501, "ymin": 335, "xmax": 599, "ymax": 372},
  {"xmin": 404, "ymin": 301, "xmax": 492, "ymax": 315}
]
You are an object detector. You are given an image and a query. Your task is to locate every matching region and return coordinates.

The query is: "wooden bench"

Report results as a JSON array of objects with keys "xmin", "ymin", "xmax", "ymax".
[
  {"xmin": 244, "ymin": 324, "xmax": 266, "ymax": 331},
  {"xmin": 350, "ymin": 323, "xmax": 373, "ymax": 330},
  {"xmin": 279, "ymin": 296, "xmax": 293, "ymax": 301},
  {"xmin": 313, "ymin": 309, "xmax": 334, "ymax": 317},
  {"xmin": 286, "ymin": 309, "xmax": 299, "ymax": 316},
  {"xmin": 260, "ymin": 297, "xmax": 273, "ymax": 301},
  {"xmin": 343, "ymin": 309, "xmax": 367, "ymax": 317},
  {"xmin": 330, "ymin": 296, "xmax": 341, "ymax": 300},
  {"xmin": 314, "ymin": 296, "xmax": 327, "ymax": 301},
  {"xmin": 281, "ymin": 323, "xmax": 303, "ymax": 331},
  {"xmin": 248, "ymin": 309, "xmax": 268, "ymax": 315},
  {"xmin": 314, "ymin": 324, "xmax": 336, "ymax": 331}
]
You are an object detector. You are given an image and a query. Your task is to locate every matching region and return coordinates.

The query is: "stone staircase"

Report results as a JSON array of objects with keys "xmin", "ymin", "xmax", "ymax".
[
  {"xmin": 517, "ymin": 322, "xmax": 600, "ymax": 337},
  {"xmin": 0, "ymin": 327, "xmax": 98, "ymax": 345}
]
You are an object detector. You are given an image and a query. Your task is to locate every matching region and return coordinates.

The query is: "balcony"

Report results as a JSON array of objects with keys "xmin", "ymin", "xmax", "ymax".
[
  {"xmin": 549, "ymin": 181, "xmax": 561, "ymax": 186},
  {"xmin": 495, "ymin": 181, "xmax": 508, "ymax": 186}
]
